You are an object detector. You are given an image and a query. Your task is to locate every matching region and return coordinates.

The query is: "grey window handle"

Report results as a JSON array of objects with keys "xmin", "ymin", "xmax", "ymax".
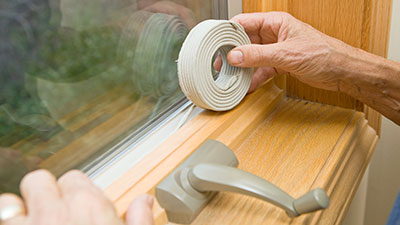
[
  {"xmin": 187, "ymin": 163, "xmax": 329, "ymax": 217},
  {"xmin": 155, "ymin": 139, "xmax": 330, "ymax": 224}
]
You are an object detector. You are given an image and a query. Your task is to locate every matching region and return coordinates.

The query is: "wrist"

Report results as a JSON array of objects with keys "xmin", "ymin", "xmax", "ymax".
[
  {"xmin": 332, "ymin": 43, "xmax": 381, "ymax": 98},
  {"xmin": 334, "ymin": 43, "xmax": 400, "ymax": 124}
]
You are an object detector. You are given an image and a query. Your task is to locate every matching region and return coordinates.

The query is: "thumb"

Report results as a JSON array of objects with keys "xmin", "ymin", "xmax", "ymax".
[
  {"xmin": 227, "ymin": 43, "xmax": 284, "ymax": 68},
  {"xmin": 126, "ymin": 195, "xmax": 155, "ymax": 225}
]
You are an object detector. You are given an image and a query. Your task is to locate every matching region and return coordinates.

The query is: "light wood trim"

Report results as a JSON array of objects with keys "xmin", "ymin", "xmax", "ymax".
[
  {"xmin": 316, "ymin": 119, "xmax": 377, "ymax": 225},
  {"xmin": 105, "ymin": 81, "xmax": 378, "ymax": 225},
  {"xmin": 189, "ymin": 99, "xmax": 377, "ymax": 224},
  {"xmin": 243, "ymin": 0, "xmax": 288, "ymax": 12},
  {"xmin": 361, "ymin": 0, "xmax": 392, "ymax": 58},
  {"xmin": 360, "ymin": 0, "xmax": 393, "ymax": 134}
]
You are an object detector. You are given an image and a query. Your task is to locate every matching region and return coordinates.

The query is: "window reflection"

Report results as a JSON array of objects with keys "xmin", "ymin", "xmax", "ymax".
[{"xmin": 0, "ymin": 0, "xmax": 216, "ymax": 193}]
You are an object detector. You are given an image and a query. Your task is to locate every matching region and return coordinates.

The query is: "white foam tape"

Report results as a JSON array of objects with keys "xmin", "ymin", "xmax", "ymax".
[{"xmin": 178, "ymin": 20, "xmax": 253, "ymax": 111}]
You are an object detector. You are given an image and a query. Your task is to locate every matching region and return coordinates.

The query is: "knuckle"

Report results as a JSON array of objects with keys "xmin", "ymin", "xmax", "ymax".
[
  {"xmin": 272, "ymin": 11, "xmax": 294, "ymax": 20},
  {"xmin": 231, "ymin": 13, "xmax": 243, "ymax": 21},
  {"xmin": 253, "ymin": 46, "xmax": 266, "ymax": 65},
  {"xmin": 273, "ymin": 48, "xmax": 287, "ymax": 65},
  {"xmin": 69, "ymin": 189, "xmax": 93, "ymax": 205},
  {"xmin": 59, "ymin": 170, "xmax": 86, "ymax": 182},
  {"xmin": 21, "ymin": 169, "xmax": 54, "ymax": 187},
  {"xmin": 280, "ymin": 11, "xmax": 293, "ymax": 18}
]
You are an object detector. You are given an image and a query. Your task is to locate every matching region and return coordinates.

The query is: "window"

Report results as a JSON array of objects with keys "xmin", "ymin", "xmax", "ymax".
[{"xmin": 0, "ymin": 0, "xmax": 228, "ymax": 194}]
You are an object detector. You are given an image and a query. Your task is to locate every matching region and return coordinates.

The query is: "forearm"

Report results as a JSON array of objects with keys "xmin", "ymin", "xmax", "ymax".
[
  {"xmin": 337, "ymin": 46, "xmax": 400, "ymax": 125},
  {"xmin": 225, "ymin": 12, "xmax": 400, "ymax": 124}
]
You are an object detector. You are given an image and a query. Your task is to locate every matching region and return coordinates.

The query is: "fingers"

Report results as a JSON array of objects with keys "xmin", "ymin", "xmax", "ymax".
[
  {"xmin": 228, "ymin": 43, "xmax": 286, "ymax": 68},
  {"xmin": 248, "ymin": 67, "xmax": 279, "ymax": 93},
  {"xmin": 58, "ymin": 170, "xmax": 122, "ymax": 225},
  {"xmin": 15, "ymin": 170, "xmax": 126, "ymax": 225},
  {"xmin": 126, "ymin": 195, "xmax": 154, "ymax": 225},
  {"xmin": 58, "ymin": 170, "xmax": 109, "ymax": 212},
  {"xmin": 20, "ymin": 170, "xmax": 61, "ymax": 217},
  {"xmin": 213, "ymin": 54, "xmax": 222, "ymax": 72},
  {"xmin": 231, "ymin": 12, "xmax": 294, "ymax": 44},
  {"xmin": 58, "ymin": 170, "xmax": 101, "ymax": 196},
  {"xmin": 0, "ymin": 194, "xmax": 26, "ymax": 225}
]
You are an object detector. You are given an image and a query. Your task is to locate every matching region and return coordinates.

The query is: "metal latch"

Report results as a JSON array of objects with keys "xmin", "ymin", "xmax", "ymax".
[{"xmin": 155, "ymin": 140, "xmax": 329, "ymax": 224}]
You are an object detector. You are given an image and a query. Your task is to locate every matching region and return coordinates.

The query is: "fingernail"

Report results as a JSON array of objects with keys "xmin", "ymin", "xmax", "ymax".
[
  {"xmin": 146, "ymin": 195, "xmax": 154, "ymax": 207},
  {"xmin": 229, "ymin": 50, "xmax": 243, "ymax": 64}
]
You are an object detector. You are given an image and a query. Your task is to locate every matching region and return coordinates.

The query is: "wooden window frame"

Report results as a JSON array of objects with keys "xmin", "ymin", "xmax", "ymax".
[
  {"xmin": 97, "ymin": 0, "xmax": 392, "ymax": 224},
  {"xmin": 102, "ymin": 78, "xmax": 379, "ymax": 225}
]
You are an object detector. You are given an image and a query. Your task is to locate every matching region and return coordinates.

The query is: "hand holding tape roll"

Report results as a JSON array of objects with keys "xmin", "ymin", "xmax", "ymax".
[{"xmin": 178, "ymin": 20, "xmax": 253, "ymax": 111}]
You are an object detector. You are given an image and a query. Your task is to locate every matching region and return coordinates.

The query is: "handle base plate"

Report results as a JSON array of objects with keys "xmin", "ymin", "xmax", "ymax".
[{"xmin": 155, "ymin": 140, "xmax": 238, "ymax": 224}]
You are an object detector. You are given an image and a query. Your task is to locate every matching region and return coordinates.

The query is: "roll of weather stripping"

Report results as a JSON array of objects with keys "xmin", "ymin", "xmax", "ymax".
[{"xmin": 178, "ymin": 20, "xmax": 253, "ymax": 111}]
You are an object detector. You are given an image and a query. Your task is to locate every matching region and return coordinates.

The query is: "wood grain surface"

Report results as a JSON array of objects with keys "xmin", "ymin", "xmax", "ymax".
[
  {"xmin": 104, "ymin": 80, "xmax": 378, "ymax": 225},
  {"xmin": 190, "ymin": 99, "xmax": 377, "ymax": 225},
  {"xmin": 360, "ymin": 0, "xmax": 393, "ymax": 134}
]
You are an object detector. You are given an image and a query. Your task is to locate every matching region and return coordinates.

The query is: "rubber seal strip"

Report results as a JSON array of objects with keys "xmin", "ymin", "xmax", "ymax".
[{"xmin": 177, "ymin": 20, "xmax": 253, "ymax": 111}]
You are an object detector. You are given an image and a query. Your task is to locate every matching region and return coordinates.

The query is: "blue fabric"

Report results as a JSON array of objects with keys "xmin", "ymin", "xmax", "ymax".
[{"xmin": 387, "ymin": 191, "xmax": 400, "ymax": 225}]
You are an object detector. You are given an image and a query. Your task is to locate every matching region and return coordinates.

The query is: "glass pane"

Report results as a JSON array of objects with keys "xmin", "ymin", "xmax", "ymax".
[{"xmin": 0, "ymin": 0, "xmax": 220, "ymax": 194}]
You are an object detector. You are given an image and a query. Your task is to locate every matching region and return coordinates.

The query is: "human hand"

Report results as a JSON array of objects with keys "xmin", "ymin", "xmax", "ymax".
[
  {"xmin": 0, "ymin": 170, "xmax": 154, "ymax": 225},
  {"xmin": 218, "ymin": 12, "xmax": 358, "ymax": 93}
]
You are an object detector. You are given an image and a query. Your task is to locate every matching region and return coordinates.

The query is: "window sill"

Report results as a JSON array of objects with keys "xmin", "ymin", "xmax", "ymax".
[{"xmin": 102, "ymin": 79, "xmax": 378, "ymax": 225}]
